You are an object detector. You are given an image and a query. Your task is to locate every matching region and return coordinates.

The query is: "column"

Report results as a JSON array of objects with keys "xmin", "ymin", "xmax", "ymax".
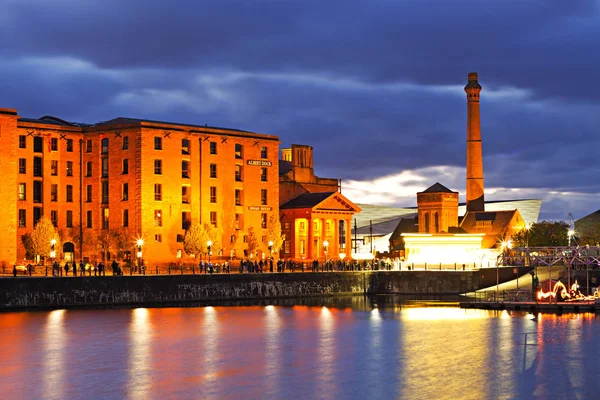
[
  {"xmin": 290, "ymin": 217, "xmax": 296, "ymax": 260},
  {"xmin": 307, "ymin": 216, "xmax": 313, "ymax": 260},
  {"xmin": 346, "ymin": 219, "xmax": 352, "ymax": 257},
  {"xmin": 332, "ymin": 218, "xmax": 339, "ymax": 259},
  {"xmin": 321, "ymin": 217, "xmax": 327, "ymax": 260}
]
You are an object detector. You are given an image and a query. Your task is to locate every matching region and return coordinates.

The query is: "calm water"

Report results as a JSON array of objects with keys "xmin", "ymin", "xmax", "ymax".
[{"xmin": 1, "ymin": 298, "xmax": 599, "ymax": 400}]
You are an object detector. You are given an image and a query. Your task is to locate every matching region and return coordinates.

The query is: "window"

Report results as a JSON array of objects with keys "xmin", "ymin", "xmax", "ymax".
[
  {"xmin": 18, "ymin": 158, "xmax": 26, "ymax": 174},
  {"xmin": 51, "ymin": 160, "xmax": 58, "ymax": 176},
  {"xmin": 235, "ymin": 144, "xmax": 243, "ymax": 159},
  {"xmin": 182, "ymin": 161, "xmax": 190, "ymax": 178},
  {"xmin": 182, "ymin": 186, "xmax": 190, "ymax": 204},
  {"xmin": 261, "ymin": 189, "xmax": 268, "ymax": 205},
  {"xmin": 235, "ymin": 189, "xmax": 242, "ymax": 206},
  {"xmin": 261, "ymin": 167, "xmax": 267, "ymax": 182},
  {"xmin": 102, "ymin": 208, "xmax": 109, "ymax": 229},
  {"xmin": 101, "ymin": 138, "xmax": 109, "ymax": 154},
  {"xmin": 230, "ymin": 235, "xmax": 236, "ymax": 244},
  {"xmin": 87, "ymin": 210, "xmax": 93, "ymax": 228},
  {"xmin": 326, "ymin": 221, "xmax": 331, "ymax": 232},
  {"xmin": 86, "ymin": 162, "xmax": 92, "ymax": 177},
  {"xmin": 19, "ymin": 135, "xmax": 26, "ymax": 149},
  {"xmin": 154, "ymin": 136, "xmax": 162, "ymax": 150},
  {"xmin": 50, "ymin": 210, "xmax": 58, "ymax": 227},
  {"xmin": 86, "ymin": 185, "xmax": 92, "ymax": 202},
  {"xmin": 154, "ymin": 160, "xmax": 162, "ymax": 175},
  {"xmin": 33, "ymin": 207, "xmax": 42, "ymax": 226},
  {"xmin": 284, "ymin": 240, "xmax": 290, "ymax": 254},
  {"xmin": 235, "ymin": 164, "xmax": 243, "ymax": 182},
  {"xmin": 182, "ymin": 212, "xmax": 191, "ymax": 230},
  {"xmin": 209, "ymin": 141, "xmax": 217, "ymax": 154},
  {"xmin": 101, "ymin": 181, "xmax": 108, "ymax": 204},
  {"xmin": 155, "ymin": 234, "xmax": 162, "ymax": 243},
  {"xmin": 261, "ymin": 146, "xmax": 268, "ymax": 159},
  {"xmin": 122, "ymin": 136, "xmax": 129, "ymax": 150},
  {"xmin": 51, "ymin": 138, "xmax": 58, "ymax": 151},
  {"xmin": 18, "ymin": 183, "xmax": 26, "ymax": 200},
  {"xmin": 19, "ymin": 209, "xmax": 26, "ymax": 227},
  {"xmin": 122, "ymin": 183, "xmax": 129, "ymax": 201},
  {"xmin": 284, "ymin": 222, "xmax": 290, "ymax": 229},
  {"xmin": 261, "ymin": 213, "xmax": 267, "ymax": 229},
  {"xmin": 51, "ymin": 184, "xmax": 58, "ymax": 201},
  {"xmin": 154, "ymin": 184, "xmax": 162, "ymax": 201},
  {"xmin": 66, "ymin": 185, "xmax": 73, "ymax": 202},
  {"xmin": 122, "ymin": 159, "xmax": 129, "ymax": 174},
  {"xmin": 210, "ymin": 211, "xmax": 217, "ymax": 227},
  {"xmin": 33, "ymin": 137, "xmax": 43, "ymax": 153},
  {"xmin": 210, "ymin": 163, "xmax": 217, "ymax": 178},
  {"xmin": 66, "ymin": 161, "xmax": 73, "ymax": 176},
  {"xmin": 102, "ymin": 158, "xmax": 108, "ymax": 178},
  {"xmin": 182, "ymin": 138, "xmax": 190, "ymax": 154},
  {"xmin": 66, "ymin": 210, "xmax": 73, "ymax": 228},
  {"xmin": 300, "ymin": 239, "xmax": 306, "ymax": 255},
  {"xmin": 33, "ymin": 181, "xmax": 42, "ymax": 203},
  {"xmin": 123, "ymin": 209, "xmax": 129, "ymax": 227},
  {"xmin": 176, "ymin": 234, "xmax": 184, "ymax": 243},
  {"xmin": 300, "ymin": 221, "xmax": 305, "ymax": 231},
  {"xmin": 235, "ymin": 213, "xmax": 243, "ymax": 229},
  {"xmin": 210, "ymin": 186, "xmax": 217, "ymax": 203},
  {"xmin": 66, "ymin": 139, "xmax": 73, "ymax": 152},
  {"xmin": 86, "ymin": 139, "xmax": 92, "ymax": 152},
  {"xmin": 154, "ymin": 210, "xmax": 162, "ymax": 227},
  {"xmin": 33, "ymin": 157, "xmax": 42, "ymax": 177}
]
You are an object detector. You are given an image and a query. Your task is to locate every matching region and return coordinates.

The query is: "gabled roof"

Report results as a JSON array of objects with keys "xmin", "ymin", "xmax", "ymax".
[
  {"xmin": 460, "ymin": 210, "xmax": 522, "ymax": 248},
  {"xmin": 280, "ymin": 191, "xmax": 361, "ymax": 213},
  {"xmin": 281, "ymin": 192, "xmax": 336, "ymax": 209},
  {"xmin": 419, "ymin": 182, "xmax": 456, "ymax": 194}
]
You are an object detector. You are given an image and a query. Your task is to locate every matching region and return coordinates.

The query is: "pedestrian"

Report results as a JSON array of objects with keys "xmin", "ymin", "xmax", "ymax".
[
  {"xmin": 27, "ymin": 264, "xmax": 32, "ymax": 276},
  {"xmin": 269, "ymin": 259, "xmax": 274, "ymax": 273},
  {"xmin": 64, "ymin": 262, "xmax": 69, "ymax": 276},
  {"xmin": 12, "ymin": 264, "xmax": 17, "ymax": 277}
]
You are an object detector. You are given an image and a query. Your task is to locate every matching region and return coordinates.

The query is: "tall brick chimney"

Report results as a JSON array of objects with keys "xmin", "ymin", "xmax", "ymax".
[{"xmin": 464, "ymin": 72, "xmax": 484, "ymax": 212}]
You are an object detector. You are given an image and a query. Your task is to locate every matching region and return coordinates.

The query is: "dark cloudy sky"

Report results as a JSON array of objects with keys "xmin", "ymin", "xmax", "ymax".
[{"xmin": 1, "ymin": 0, "xmax": 599, "ymax": 221}]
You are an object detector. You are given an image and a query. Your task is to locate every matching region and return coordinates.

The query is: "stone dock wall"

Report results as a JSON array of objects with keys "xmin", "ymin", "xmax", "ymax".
[{"xmin": 0, "ymin": 268, "xmax": 523, "ymax": 310}]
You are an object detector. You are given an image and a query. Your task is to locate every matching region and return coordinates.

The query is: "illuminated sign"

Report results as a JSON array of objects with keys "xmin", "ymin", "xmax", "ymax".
[
  {"xmin": 248, "ymin": 206, "xmax": 272, "ymax": 211},
  {"xmin": 247, "ymin": 160, "xmax": 272, "ymax": 166}
]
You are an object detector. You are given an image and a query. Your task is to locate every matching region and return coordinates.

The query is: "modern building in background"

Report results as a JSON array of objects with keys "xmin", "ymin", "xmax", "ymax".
[{"xmin": 0, "ymin": 108, "xmax": 280, "ymax": 266}]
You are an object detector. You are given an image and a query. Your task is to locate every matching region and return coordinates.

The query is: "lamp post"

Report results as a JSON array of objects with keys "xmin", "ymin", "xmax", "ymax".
[
  {"xmin": 525, "ymin": 223, "xmax": 531, "ymax": 247},
  {"xmin": 268, "ymin": 240, "xmax": 274, "ymax": 259},
  {"xmin": 50, "ymin": 238, "xmax": 57, "ymax": 276},
  {"xmin": 568, "ymin": 229, "xmax": 575, "ymax": 247},
  {"xmin": 323, "ymin": 240, "xmax": 329, "ymax": 270},
  {"xmin": 136, "ymin": 238, "xmax": 144, "ymax": 274},
  {"xmin": 207, "ymin": 240, "xmax": 213, "ymax": 264}
]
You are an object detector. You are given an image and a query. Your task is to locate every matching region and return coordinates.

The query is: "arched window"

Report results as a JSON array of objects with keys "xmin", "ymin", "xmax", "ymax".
[
  {"xmin": 434, "ymin": 213, "xmax": 439, "ymax": 233},
  {"xmin": 424, "ymin": 213, "xmax": 430, "ymax": 233}
]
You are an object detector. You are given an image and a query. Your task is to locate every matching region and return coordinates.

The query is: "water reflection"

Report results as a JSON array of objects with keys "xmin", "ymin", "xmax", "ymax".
[
  {"xmin": 317, "ymin": 307, "xmax": 336, "ymax": 399},
  {"xmin": 264, "ymin": 305, "xmax": 280, "ymax": 398},
  {"xmin": 43, "ymin": 309, "xmax": 66, "ymax": 400},
  {"xmin": 128, "ymin": 308, "xmax": 152, "ymax": 400}
]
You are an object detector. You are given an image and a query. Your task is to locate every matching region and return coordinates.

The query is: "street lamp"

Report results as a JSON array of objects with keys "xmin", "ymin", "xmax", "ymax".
[
  {"xmin": 268, "ymin": 240, "xmax": 274, "ymax": 259},
  {"xmin": 568, "ymin": 229, "xmax": 575, "ymax": 247},
  {"xmin": 323, "ymin": 240, "xmax": 329, "ymax": 268},
  {"xmin": 50, "ymin": 238, "xmax": 57, "ymax": 276},
  {"xmin": 207, "ymin": 240, "xmax": 213, "ymax": 264},
  {"xmin": 136, "ymin": 238, "xmax": 144, "ymax": 273}
]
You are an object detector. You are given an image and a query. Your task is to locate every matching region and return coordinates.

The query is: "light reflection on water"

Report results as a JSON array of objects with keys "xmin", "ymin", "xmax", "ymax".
[{"xmin": 1, "ymin": 300, "xmax": 600, "ymax": 400}]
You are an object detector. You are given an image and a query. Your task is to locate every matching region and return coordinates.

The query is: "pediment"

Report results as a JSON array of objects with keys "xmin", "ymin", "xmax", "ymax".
[{"xmin": 314, "ymin": 193, "xmax": 361, "ymax": 213}]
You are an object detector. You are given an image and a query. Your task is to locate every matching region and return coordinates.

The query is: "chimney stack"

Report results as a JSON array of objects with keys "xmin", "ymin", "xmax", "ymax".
[{"xmin": 464, "ymin": 72, "xmax": 485, "ymax": 212}]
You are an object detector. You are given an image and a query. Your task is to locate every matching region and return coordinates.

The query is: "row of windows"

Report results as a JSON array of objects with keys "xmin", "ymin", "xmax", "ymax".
[
  {"xmin": 18, "ymin": 182, "xmax": 73, "ymax": 203},
  {"xmin": 19, "ymin": 136, "xmax": 73, "ymax": 152}
]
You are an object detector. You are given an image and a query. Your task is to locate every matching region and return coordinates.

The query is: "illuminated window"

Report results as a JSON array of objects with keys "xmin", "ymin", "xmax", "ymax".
[
  {"xmin": 19, "ymin": 158, "xmax": 26, "ymax": 174},
  {"xmin": 182, "ymin": 186, "xmax": 190, "ymax": 204},
  {"xmin": 210, "ymin": 211, "xmax": 217, "ymax": 227},
  {"xmin": 182, "ymin": 138, "xmax": 190, "ymax": 155},
  {"xmin": 300, "ymin": 221, "xmax": 305, "ymax": 231},
  {"xmin": 50, "ymin": 210, "xmax": 58, "ymax": 227},
  {"xmin": 210, "ymin": 186, "xmax": 217, "ymax": 203},
  {"xmin": 51, "ymin": 184, "xmax": 58, "ymax": 201},
  {"xmin": 235, "ymin": 189, "xmax": 242, "ymax": 206},
  {"xmin": 235, "ymin": 213, "xmax": 243, "ymax": 229},
  {"xmin": 86, "ymin": 210, "xmax": 93, "ymax": 228},
  {"xmin": 235, "ymin": 164, "xmax": 243, "ymax": 181},
  {"xmin": 154, "ymin": 160, "xmax": 162, "ymax": 175},
  {"xmin": 123, "ymin": 209, "xmax": 129, "ymax": 227},
  {"xmin": 86, "ymin": 139, "xmax": 92, "ymax": 152},
  {"xmin": 314, "ymin": 220, "xmax": 318, "ymax": 232},
  {"xmin": 300, "ymin": 240, "xmax": 306, "ymax": 255},
  {"xmin": 261, "ymin": 189, "xmax": 268, "ymax": 205},
  {"xmin": 66, "ymin": 161, "xmax": 73, "ymax": 176},
  {"xmin": 261, "ymin": 167, "xmax": 267, "ymax": 182},
  {"xmin": 284, "ymin": 222, "xmax": 290, "ymax": 229},
  {"xmin": 66, "ymin": 139, "xmax": 73, "ymax": 152},
  {"xmin": 123, "ymin": 183, "xmax": 129, "ymax": 201},
  {"xmin": 154, "ymin": 184, "xmax": 162, "ymax": 201},
  {"xmin": 235, "ymin": 144, "xmax": 243, "ymax": 159},
  {"xmin": 284, "ymin": 240, "xmax": 290, "ymax": 254},
  {"xmin": 182, "ymin": 161, "xmax": 190, "ymax": 178},
  {"xmin": 19, "ymin": 209, "xmax": 26, "ymax": 227},
  {"xmin": 155, "ymin": 234, "xmax": 162, "ymax": 243},
  {"xmin": 260, "ymin": 146, "xmax": 267, "ymax": 159},
  {"xmin": 19, "ymin": 135, "xmax": 26, "ymax": 149},
  {"xmin": 51, "ymin": 138, "xmax": 58, "ymax": 151},
  {"xmin": 210, "ymin": 163, "xmax": 217, "ymax": 178},
  {"xmin": 66, "ymin": 210, "xmax": 73, "ymax": 228},
  {"xmin": 66, "ymin": 184, "xmax": 73, "ymax": 203},
  {"xmin": 102, "ymin": 208, "xmax": 109, "ymax": 229},
  {"xmin": 261, "ymin": 213, "xmax": 267, "ymax": 229},
  {"xmin": 18, "ymin": 183, "xmax": 26, "ymax": 200},
  {"xmin": 122, "ymin": 136, "xmax": 129, "ymax": 150},
  {"xmin": 122, "ymin": 159, "xmax": 129, "ymax": 174},
  {"xmin": 182, "ymin": 212, "xmax": 191, "ymax": 230},
  {"xmin": 326, "ymin": 221, "xmax": 331, "ymax": 232},
  {"xmin": 101, "ymin": 138, "xmax": 109, "ymax": 154},
  {"xmin": 424, "ymin": 213, "xmax": 430, "ymax": 232},
  {"xmin": 51, "ymin": 160, "xmax": 58, "ymax": 176},
  {"xmin": 33, "ymin": 207, "xmax": 42, "ymax": 226},
  {"xmin": 86, "ymin": 185, "xmax": 92, "ymax": 202},
  {"xmin": 154, "ymin": 210, "xmax": 163, "ymax": 227},
  {"xmin": 154, "ymin": 136, "xmax": 162, "ymax": 150},
  {"xmin": 210, "ymin": 141, "xmax": 217, "ymax": 154}
]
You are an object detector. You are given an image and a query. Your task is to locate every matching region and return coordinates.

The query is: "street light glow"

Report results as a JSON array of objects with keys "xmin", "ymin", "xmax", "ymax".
[
  {"xmin": 268, "ymin": 240, "xmax": 274, "ymax": 247},
  {"xmin": 50, "ymin": 239, "xmax": 57, "ymax": 245},
  {"xmin": 323, "ymin": 240, "xmax": 329, "ymax": 248},
  {"xmin": 137, "ymin": 238, "xmax": 144, "ymax": 247},
  {"xmin": 207, "ymin": 240, "xmax": 213, "ymax": 247}
]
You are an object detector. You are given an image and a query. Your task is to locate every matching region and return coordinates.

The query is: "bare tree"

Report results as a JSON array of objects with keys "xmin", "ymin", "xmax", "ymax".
[
  {"xmin": 264, "ymin": 215, "xmax": 285, "ymax": 258},
  {"xmin": 184, "ymin": 223, "xmax": 211, "ymax": 257},
  {"xmin": 247, "ymin": 226, "xmax": 259, "ymax": 258},
  {"xmin": 22, "ymin": 217, "xmax": 59, "ymax": 262}
]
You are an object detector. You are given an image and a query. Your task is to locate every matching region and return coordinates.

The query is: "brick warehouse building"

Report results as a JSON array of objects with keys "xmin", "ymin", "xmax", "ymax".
[{"xmin": 0, "ymin": 107, "xmax": 280, "ymax": 267}]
